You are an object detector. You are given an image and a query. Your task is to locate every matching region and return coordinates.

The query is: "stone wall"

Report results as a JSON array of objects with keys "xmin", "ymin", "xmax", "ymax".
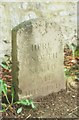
[{"xmin": 0, "ymin": 1, "xmax": 77, "ymax": 62}]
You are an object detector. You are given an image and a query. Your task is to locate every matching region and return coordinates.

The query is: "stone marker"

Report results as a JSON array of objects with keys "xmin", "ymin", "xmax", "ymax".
[{"xmin": 12, "ymin": 18, "xmax": 65, "ymax": 100}]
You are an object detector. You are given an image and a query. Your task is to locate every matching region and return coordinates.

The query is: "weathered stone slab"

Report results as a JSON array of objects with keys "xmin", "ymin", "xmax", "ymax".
[{"xmin": 12, "ymin": 18, "xmax": 65, "ymax": 100}]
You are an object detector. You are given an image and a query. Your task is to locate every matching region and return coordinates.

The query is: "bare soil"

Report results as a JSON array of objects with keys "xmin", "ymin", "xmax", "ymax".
[{"xmin": 2, "ymin": 89, "xmax": 79, "ymax": 119}]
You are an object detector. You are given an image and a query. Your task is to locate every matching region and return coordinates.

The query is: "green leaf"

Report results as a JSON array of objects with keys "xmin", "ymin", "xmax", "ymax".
[
  {"xmin": 29, "ymin": 100, "xmax": 36, "ymax": 109},
  {"xmin": 1, "ymin": 81, "xmax": 7, "ymax": 96},
  {"xmin": 0, "ymin": 109, "xmax": 6, "ymax": 113},
  {"xmin": 16, "ymin": 99, "xmax": 30, "ymax": 106},
  {"xmin": 0, "ymin": 79, "xmax": 2, "ymax": 96},
  {"xmin": 31, "ymin": 102, "xmax": 35, "ymax": 109},
  {"xmin": 64, "ymin": 68, "xmax": 67, "ymax": 72},
  {"xmin": 17, "ymin": 107, "xmax": 22, "ymax": 114},
  {"xmin": 70, "ymin": 43, "xmax": 76, "ymax": 51},
  {"xmin": 71, "ymin": 43, "xmax": 77, "ymax": 48},
  {"xmin": 0, "ymin": 79, "xmax": 3, "ymax": 82},
  {"xmin": 75, "ymin": 49, "xmax": 79, "ymax": 57},
  {"xmin": 2, "ymin": 103, "xmax": 7, "ymax": 109},
  {"xmin": 16, "ymin": 99, "xmax": 35, "ymax": 109},
  {"xmin": 0, "ymin": 63, "xmax": 9, "ymax": 70},
  {"xmin": 0, "ymin": 79, "xmax": 10, "ymax": 104},
  {"xmin": 64, "ymin": 68, "xmax": 72, "ymax": 77}
]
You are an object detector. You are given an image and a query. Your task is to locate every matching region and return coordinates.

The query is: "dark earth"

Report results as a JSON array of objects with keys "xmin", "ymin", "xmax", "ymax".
[
  {"xmin": 0, "ymin": 46, "xmax": 79, "ymax": 119},
  {"xmin": 2, "ymin": 89, "xmax": 79, "ymax": 119}
]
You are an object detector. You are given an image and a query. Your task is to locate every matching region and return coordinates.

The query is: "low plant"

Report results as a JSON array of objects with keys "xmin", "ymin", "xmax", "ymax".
[
  {"xmin": 75, "ymin": 48, "xmax": 79, "ymax": 57},
  {"xmin": 64, "ymin": 68, "xmax": 72, "ymax": 77},
  {"xmin": 0, "ymin": 63, "xmax": 35, "ymax": 114},
  {"xmin": 0, "ymin": 79, "xmax": 35, "ymax": 113},
  {"xmin": 0, "ymin": 78, "xmax": 35, "ymax": 114}
]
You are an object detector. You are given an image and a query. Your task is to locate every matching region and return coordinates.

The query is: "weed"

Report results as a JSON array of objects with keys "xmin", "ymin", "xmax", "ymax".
[{"xmin": 0, "ymin": 62, "xmax": 35, "ymax": 114}]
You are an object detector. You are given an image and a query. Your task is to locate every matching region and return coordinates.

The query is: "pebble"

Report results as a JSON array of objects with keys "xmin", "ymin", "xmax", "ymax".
[
  {"xmin": 46, "ymin": 105, "xmax": 49, "ymax": 109},
  {"xmin": 67, "ymin": 109, "xmax": 69, "ymax": 111},
  {"xmin": 72, "ymin": 95, "xmax": 75, "ymax": 98}
]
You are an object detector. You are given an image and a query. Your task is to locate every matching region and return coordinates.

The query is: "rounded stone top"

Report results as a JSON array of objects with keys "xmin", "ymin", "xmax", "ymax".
[{"xmin": 12, "ymin": 18, "xmax": 61, "ymax": 33}]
